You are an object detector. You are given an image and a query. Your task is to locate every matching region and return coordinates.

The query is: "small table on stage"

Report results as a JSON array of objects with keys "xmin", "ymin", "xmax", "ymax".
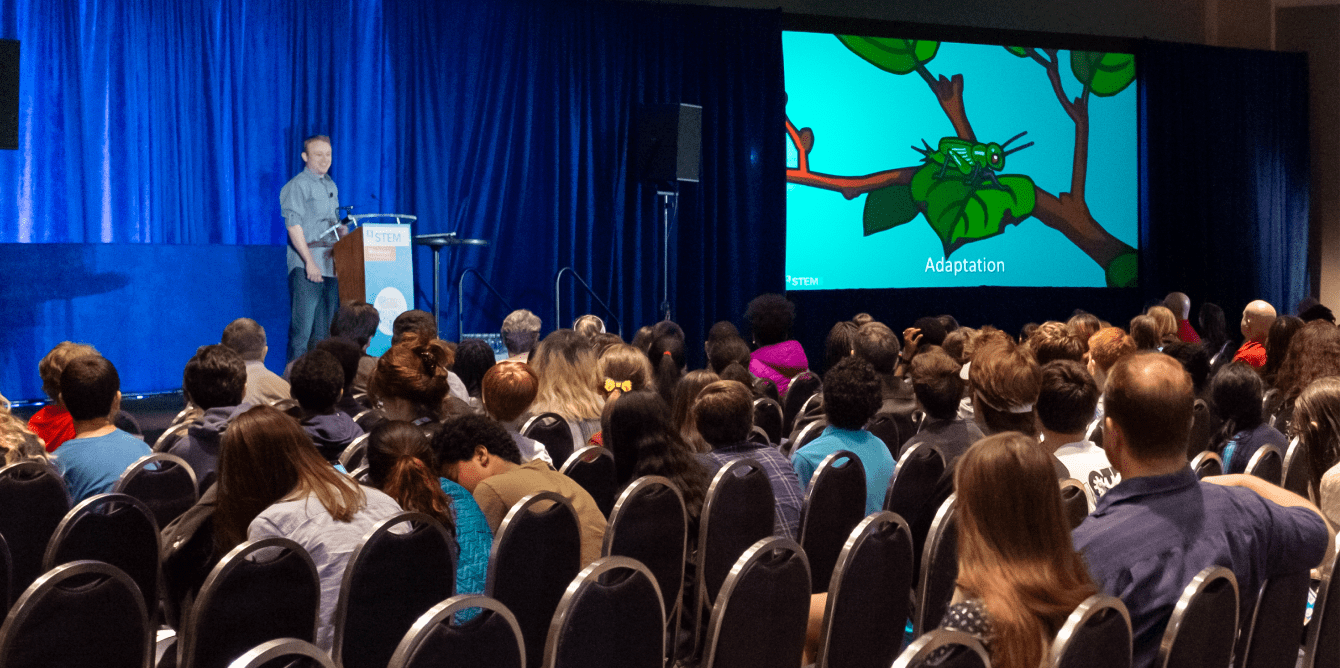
[{"xmin": 413, "ymin": 232, "xmax": 490, "ymax": 325}]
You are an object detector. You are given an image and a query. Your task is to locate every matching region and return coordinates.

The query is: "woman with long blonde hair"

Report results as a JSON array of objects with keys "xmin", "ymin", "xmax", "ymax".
[
  {"xmin": 940, "ymin": 431, "xmax": 1097, "ymax": 668},
  {"xmin": 530, "ymin": 329, "xmax": 606, "ymax": 443}
]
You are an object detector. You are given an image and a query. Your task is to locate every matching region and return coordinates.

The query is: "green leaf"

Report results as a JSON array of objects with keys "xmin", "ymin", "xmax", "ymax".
[
  {"xmin": 1105, "ymin": 251, "xmax": 1139, "ymax": 287},
  {"xmin": 1070, "ymin": 51, "xmax": 1135, "ymax": 97},
  {"xmin": 863, "ymin": 185, "xmax": 920, "ymax": 236},
  {"xmin": 1004, "ymin": 46, "xmax": 1029, "ymax": 58},
  {"xmin": 836, "ymin": 35, "xmax": 939, "ymax": 75},
  {"xmin": 911, "ymin": 164, "xmax": 1036, "ymax": 256}
]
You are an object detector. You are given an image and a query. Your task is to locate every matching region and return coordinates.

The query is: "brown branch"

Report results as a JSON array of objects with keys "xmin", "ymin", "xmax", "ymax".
[
  {"xmin": 786, "ymin": 167, "xmax": 920, "ymax": 200},
  {"xmin": 918, "ymin": 66, "xmax": 975, "ymax": 142},
  {"xmin": 1071, "ymin": 88, "xmax": 1090, "ymax": 204},
  {"xmin": 1032, "ymin": 189, "xmax": 1132, "ymax": 268},
  {"xmin": 785, "ymin": 115, "xmax": 809, "ymax": 174},
  {"xmin": 1029, "ymin": 48, "xmax": 1080, "ymax": 123}
]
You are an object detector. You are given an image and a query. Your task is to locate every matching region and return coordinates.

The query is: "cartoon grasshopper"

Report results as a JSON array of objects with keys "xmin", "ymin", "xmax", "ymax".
[{"xmin": 911, "ymin": 131, "xmax": 1034, "ymax": 189}]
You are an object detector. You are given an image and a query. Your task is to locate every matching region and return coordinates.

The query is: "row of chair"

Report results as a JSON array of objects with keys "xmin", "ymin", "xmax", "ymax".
[{"xmin": 1188, "ymin": 435, "xmax": 1309, "ymax": 496}]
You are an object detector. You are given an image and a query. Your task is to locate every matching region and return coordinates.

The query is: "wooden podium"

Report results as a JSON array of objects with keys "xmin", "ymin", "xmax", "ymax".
[{"xmin": 332, "ymin": 228, "xmax": 366, "ymax": 305}]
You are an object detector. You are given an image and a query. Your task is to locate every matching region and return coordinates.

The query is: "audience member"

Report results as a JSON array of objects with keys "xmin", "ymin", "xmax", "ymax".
[
  {"xmin": 1146, "ymin": 306, "xmax": 1178, "ymax": 346},
  {"xmin": 630, "ymin": 325, "xmax": 656, "ymax": 353},
  {"xmin": 1199, "ymin": 302, "xmax": 1234, "ymax": 368},
  {"xmin": 1087, "ymin": 327, "xmax": 1135, "ymax": 397},
  {"xmin": 1209, "ymin": 362, "xmax": 1288, "ymax": 474},
  {"xmin": 901, "ymin": 346, "xmax": 982, "ymax": 462},
  {"xmin": 170, "ymin": 344, "xmax": 249, "ymax": 490},
  {"xmin": 1066, "ymin": 312, "xmax": 1102, "ymax": 348},
  {"xmin": 1164, "ymin": 292, "xmax": 1200, "ymax": 343},
  {"xmin": 705, "ymin": 320, "xmax": 741, "ymax": 361},
  {"xmin": 693, "ymin": 380, "xmax": 804, "ymax": 539},
  {"xmin": 52, "ymin": 356, "xmax": 152, "ymax": 501},
  {"xmin": 572, "ymin": 314, "xmax": 605, "ymax": 339},
  {"xmin": 0, "ymin": 392, "xmax": 50, "ymax": 465},
  {"xmin": 1300, "ymin": 301, "xmax": 1336, "ymax": 324},
  {"xmin": 221, "ymin": 317, "xmax": 291, "ymax": 406},
  {"xmin": 1038, "ymin": 360, "xmax": 1117, "ymax": 503},
  {"xmin": 969, "ymin": 338, "xmax": 1041, "ymax": 438},
  {"xmin": 500, "ymin": 309, "xmax": 541, "ymax": 362},
  {"xmin": 823, "ymin": 320, "xmax": 858, "ymax": 373},
  {"xmin": 1232, "ymin": 300, "xmax": 1277, "ymax": 368},
  {"xmin": 648, "ymin": 334, "xmax": 687, "ymax": 405},
  {"xmin": 912, "ymin": 315, "xmax": 948, "ymax": 349},
  {"xmin": 671, "ymin": 370, "xmax": 720, "ymax": 453},
  {"xmin": 745, "ymin": 293, "xmax": 809, "ymax": 395},
  {"xmin": 936, "ymin": 432, "xmax": 1099, "ymax": 668},
  {"xmin": 329, "ymin": 302, "xmax": 380, "ymax": 395},
  {"xmin": 28, "ymin": 341, "xmax": 99, "ymax": 452},
  {"xmin": 706, "ymin": 335, "xmax": 752, "ymax": 379},
  {"xmin": 530, "ymin": 329, "xmax": 606, "ymax": 445},
  {"xmin": 601, "ymin": 391, "xmax": 711, "ymax": 531},
  {"xmin": 1161, "ymin": 341, "xmax": 1219, "ymax": 456},
  {"xmin": 368, "ymin": 332, "xmax": 455, "ymax": 424},
  {"xmin": 852, "ymin": 321, "xmax": 916, "ymax": 420},
  {"xmin": 215, "ymin": 405, "xmax": 402, "ymax": 651},
  {"xmin": 313, "ymin": 337, "xmax": 365, "ymax": 418},
  {"xmin": 392, "ymin": 310, "xmax": 469, "ymax": 401},
  {"xmin": 1271, "ymin": 321, "xmax": 1340, "ymax": 431},
  {"xmin": 433, "ymin": 413, "xmax": 606, "ymax": 566},
  {"xmin": 589, "ymin": 331, "xmax": 624, "ymax": 359},
  {"xmin": 366, "ymin": 420, "xmax": 491, "ymax": 601},
  {"xmin": 1128, "ymin": 315, "xmax": 1160, "ymax": 351},
  {"xmin": 1261, "ymin": 315, "xmax": 1303, "ymax": 389},
  {"xmin": 941, "ymin": 328, "xmax": 972, "ymax": 365},
  {"xmin": 1293, "ymin": 377, "xmax": 1340, "ymax": 523},
  {"xmin": 597, "ymin": 343, "xmax": 654, "ymax": 404},
  {"xmin": 790, "ymin": 357, "xmax": 893, "ymax": 515},
  {"xmin": 478, "ymin": 361, "xmax": 553, "ymax": 464},
  {"xmin": 453, "ymin": 338, "xmax": 497, "ymax": 406},
  {"xmin": 290, "ymin": 349, "xmax": 363, "ymax": 462},
  {"xmin": 1026, "ymin": 321, "xmax": 1085, "ymax": 366},
  {"xmin": 1072, "ymin": 352, "xmax": 1327, "ymax": 668}
]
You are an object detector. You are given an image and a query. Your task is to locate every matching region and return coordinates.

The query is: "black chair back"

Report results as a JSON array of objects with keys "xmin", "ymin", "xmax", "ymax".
[
  {"xmin": 0, "ymin": 534, "xmax": 10, "ymax": 612},
  {"xmin": 784, "ymin": 418, "xmax": 829, "ymax": 457},
  {"xmin": 701, "ymin": 537, "xmax": 811, "ymax": 668},
  {"xmin": 798, "ymin": 450, "xmax": 867, "ymax": 593},
  {"xmin": 1282, "ymin": 436, "xmax": 1310, "ymax": 498},
  {"xmin": 1049, "ymin": 594, "xmax": 1132, "ymax": 668},
  {"xmin": 153, "ymin": 420, "xmax": 192, "ymax": 453},
  {"xmin": 1157, "ymin": 565, "xmax": 1239, "ymax": 668},
  {"xmin": 1237, "ymin": 570, "xmax": 1309, "ymax": 668},
  {"xmin": 113, "ymin": 453, "xmax": 198, "ymax": 527},
  {"xmin": 0, "ymin": 560, "xmax": 150, "ymax": 668},
  {"xmin": 523, "ymin": 413, "xmax": 577, "ymax": 466},
  {"xmin": 349, "ymin": 465, "xmax": 371, "ymax": 483},
  {"xmin": 543, "ymin": 556, "xmax": 665, "ymax": 668},
  {"xmin": 486, "ymin": 491, "xmax": 582, "ymax": 668},
  {"xmin": 0, "ymin": 461, "xmax": 71, "ymax": 603},
  {"xmin": 815, "ymin": 512, "xmax": 914, "ymax": 668},
  {"xmin": 1190, "ymin": 451, "xmax": 1223, "ymax": 479},
  {"xmin": 179, "ymin": 537, "xmax": 320, "ymax": 668},
  {"xmin": 866, "ymin": 412, "xmax": 909, "ymax": 459},
  {"xmin": 603, "ymin": 476, "xmax": 687, "ymax": 636},
  {"xmin": 332, "ymin": 512, "xmax": 457, "ymax": 668},
  {"xmin": 228, "ymin": 638, "xmax": 336, "ymax": 668},
  {"xmin": 339, "ymin": 433, "xmax": 370, "ymax": 470},
  {"xmin": 560, "ymin": 446, "xmax": 617, "ymax": 517},
  {"xmin": 746, "ymin": 425, "xmax": 770, "ymax": 445},
  {"xmin": 1305, "ymin": 549, "xmax": 1340, "ymax": 668},
  {"xmin": 388, "ymin": 595, "xmax": 524, "ymax": 668},
  {"xmin": 892, "ymin": 628, "xmax": 990, "ymax": 668},
  {"xmin": 42, "ymin": 492, "xmax": 160, "ymax": 618},
  {"xmin": 782, "ymin": 371, "xmax": 822, "ymax": 432},
  {"xmin": 913, "ymin": 493, "xmax": 958, "ymax": 637},
  {"xmin": 753, "ymin": 397, "xmax": 784, "ymax": 445},
  {"xmin": 1244, "ymin": 444, "xmax": 1283, "ymax": 485},
  {"xmin": 792, "ymin": 393, "xmax": 825, "ymax": 432},
  {"xmin": 883, "ymin": 443, "xmax": 947, "ymax": 577},
  {"xmin": 1059, "ymin": 478, "xmax": 1090, "ymax": 529}
]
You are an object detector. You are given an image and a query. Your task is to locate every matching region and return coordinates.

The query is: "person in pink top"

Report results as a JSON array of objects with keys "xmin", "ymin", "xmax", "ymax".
[{"xmin": 745, "ymin": 293, "xmax": 809, "ymax": 395}]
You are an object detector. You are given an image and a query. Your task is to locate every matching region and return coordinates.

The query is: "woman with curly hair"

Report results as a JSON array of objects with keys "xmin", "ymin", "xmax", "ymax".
[
  {"xmin": 1271, "ymin": 321, "xmax": 1340, "ymax": 431},
  {"xmin": 746, "ymin": 293, "xmax": 809, "ymax": 395},
  {"xmin": 368, "ymin": 332, "xmax": 456, "ymax": 424},
  {"xmin": 0, "ymin": 392, "xmax": 50, "ymax": 465}
]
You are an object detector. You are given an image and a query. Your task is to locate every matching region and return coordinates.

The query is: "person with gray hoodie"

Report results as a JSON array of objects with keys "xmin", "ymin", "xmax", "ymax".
[{"xmin": 171, "ymin": 344, "xmax": 250, "ymax": 492}]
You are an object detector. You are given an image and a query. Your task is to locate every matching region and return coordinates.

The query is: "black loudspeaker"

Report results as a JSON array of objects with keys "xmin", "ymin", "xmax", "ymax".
[
  {"xmin": 634, "ymin": 103, "xmax": 701, "ymax": 183},
  {"xmin": 0, "ymin": 40, "xmax": 17, "ymax": 151}
]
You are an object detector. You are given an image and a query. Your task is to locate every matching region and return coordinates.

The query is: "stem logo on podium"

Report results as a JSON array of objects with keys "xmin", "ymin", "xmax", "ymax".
[{"xmin": 362, "ymin": 223, "xmax": 414, "ymax": 357}]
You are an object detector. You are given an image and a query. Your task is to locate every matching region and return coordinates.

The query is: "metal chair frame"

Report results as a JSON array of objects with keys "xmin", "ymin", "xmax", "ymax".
[
  {"xmin": 700, "ymin": 537, "xmax": 811, "ymax": 668},
  {"xmin": 883, "ymin": 442, "xmax": 946, "ymax": 512},
  {"xmin": 1244, "ymin": 444, "xmax": 1283, "ymax": 485},
  {"xmin": 0, "ymin": 460, "xmax": 71, "ymax": 601},
  {"xmin": 41, "ymin": 492, "xmax": 161, "ymax": 613},
  {"xmin": 541, "ymin": 556, "xmax": 665, "ymax": 668},
  {"xmin": 814, "ymin": 511, "xmax": 913, "ymax": 668},
  {"xmin": 601, "ymin": 476, "xmax": 687, "ymax": 645},
  {"xmin": 784, "ymin": 419, "xmax": 828, "ymax": 459},
  {"xmin": 1190, "ymin": 451, "xmax": 1223, "ymax": 479},
  {"xmin": 113, "ymin": 452, "xmax": 199, "ymax": 526},
  {"xmin": 892, "ymin": 628, "xmax": 990, "ymax": 668},
  {"xmin": 388, "ymin": 594, "xmax": 525, "ymax": 668},
  {"xmin": 1157, "ymin": 565, "xmax": 1239, "ymax": 668},
  {"xmin": 0, "ymin": 560, "xmax": 151, "ymax": 668},
  {"xmin": 914, "ymin": 493, "xmax": 958, "ymax": 637},
  {"xmin": 226, "ymin": 638, "xmax": 336, "ymax": 668},
  {"xmin": 339, "ymin": 433, "xmax": 371, "ymax": 470},
  {"xmin": 1047, "ymin": 593, "xmax": 1132, "ymax": 668},
  {"xmin": 752, "ymin": 397, "xmax": 785, "ymax": 445},
  {"xmin": 154, "ymin": 420, "xmax": 193, "ymax": 453},
  {"xmin": 797, "ymin": 450, "xmax": 867, "ymax": 593},
  {"xmin": 1282, "ymin": 436, "xmax": 1310, "ymax": 498}
]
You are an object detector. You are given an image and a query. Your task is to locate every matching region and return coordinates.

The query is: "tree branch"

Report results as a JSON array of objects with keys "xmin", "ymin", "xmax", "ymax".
[
  {"xmin": 1032, "ymin": 189, "xmax": 1132, "ymax": 268},
  {"xmin": 919, "ymin": 66, "xmax": 975, "ymax": 142},
  {"xmin": 1028, "ymin": 48, "xmax": 1080, "ymax": 123},
  {"xmin": 785, "ymin": 166, "xmax": 920, "ymax": 200}
]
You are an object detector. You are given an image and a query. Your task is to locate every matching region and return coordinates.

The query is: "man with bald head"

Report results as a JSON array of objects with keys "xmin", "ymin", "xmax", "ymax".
[
  {"xmin": 1163, "ymin": 292, "xmax": 1200, "ymax": 343},
  {"xmin": 1072, "ymin": 352, "xmax": 1325, "ymax": 668},
  {"xmin": 1232, "ymin": 300, "xmax": 1276, "ymax": 368}
]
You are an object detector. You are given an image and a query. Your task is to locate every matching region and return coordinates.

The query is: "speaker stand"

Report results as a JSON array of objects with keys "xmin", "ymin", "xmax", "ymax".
[{"xmin": 657, "ymin": 187, "xmax": 678, "ymax": 321}]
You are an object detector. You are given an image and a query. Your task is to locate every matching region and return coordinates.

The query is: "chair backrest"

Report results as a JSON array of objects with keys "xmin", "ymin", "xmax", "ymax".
[
  {"xmin": 884, "ymin": 443, "xmax": 947, "ymax": 515},
  {"xmin": 1049, "ymin": 594, "xmax": 1132, "ymax": 668},
  {"xmin": 0, "ymin": 534, "xmax": 10, "ymax": 612},
  {"xmin": 746, "ymin": 425, "xmax": 770, "ymax": 445},
  {"xmin": 339, "ymin": 433, "xmax": 370, "ymax": 470},
  {"xmin": 0, "ymin": 461, "xmax": 71, "ymax": 603},
  {"xmin": 179, "ymin": 537, "xmax": 321, "ymax": 668},
  {"xmin": 1157, "ymin": 565, "xmax": 1239, "ymax": 668},
  {"xmin": 154, "ymin": 420, "xmax": 193, "ymax": 453},
  {"xmin": 349, "ymin": 465, "xmax": 371, "ymax": 483},
  {"xmin": 332, "ymin": 512, "xmax": 457, "ymax": 668},
  {"xmin": 701, "ymin": 537, "xmax": 811, "ymax": 668},
  {"xmin": 892, "ymin": 628, "xmax": 990, "ymax": 668},
  {"xmin": 543, "ymin": 556, "xmax": 665, "ymax": 668},
  {"xmin": 792, "ymin": 392, "xmax": 825, "ymax": 431},
  {"xmin": 815, "ymin": 512, "xmax": 914, "ymax": 668},
  {"xmin": 914, "ymin": 493, "xmax": 958, "ymax": 637},
  {"xmin": 1059, "ymin": 478, "xmax": 1090, "ymax": 529},
  {"xmin": 753, "ymin": 397, "xmax": 785, "ymax": 445},
  {"xmin": 42, "ymin": 492, "xmax": 160, "ymax": 617},
  {"xmin": 782, "ymin": 371, "xmax": 822, "ymax": 432},
  {"xmin": 388, "ymin": 595, "xmax": 525, "ymax": 668},
  {"xmin": 0, "ymin": 560, "xmax": 150, "ymax": 668},
  {"xmin": 1190, "ymin": 451, "xmax": 1223, "ymax": 479},
  {"xmin": 560, "ymin": 446, "xmax": 617, "ymax": 518},
  {"xmin": 1237, "ymin": 570, "xmax": 1309, "ymax": 668},
  {"xmin": 865, "ymin": 412, "xmax": 905, "ymax": 459},
  {"xmin": 798, "ymin": 450, "xmax": 867, "ymax": 594},
  {"xmin": 784, "ymin": 418, "xmax": 829, "ymax": 457},
  {"xmin": 486, "ymin": 491, "xmax": 582, "ymax": 668},
  {"xmin": 1244, "ymin": 444, "xmax": 1283, "ymax": 486},
  {"xmin": 602, "ymin": 476, "xmax": 687, "ymax": 628},
  {"xmin": 1282, "ymin": 436, "xmax": 1310, "ymax": 498},
  {"xmin": 227, "ymin": 638, "xmax": 336, "ymax": 668},
  {"xmin": 1305, "ymin": 547, "xmax": 1340, "ymax": 668},
  {"xmin": 113, "ymin": 453, "xmax": 199, "ymax": 528},
  {"xmin": 523, "ymin": 413, "xmax": 577, "ymax": 467}
]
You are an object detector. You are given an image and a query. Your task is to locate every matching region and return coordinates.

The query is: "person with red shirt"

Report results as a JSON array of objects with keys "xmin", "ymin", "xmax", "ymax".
[
  {"xmin": 1165, "ymin": 292, "xmax": 1201, "ymax": 343},
  {"xmin": 28, "ymin": 341, "xmax": 100, "ymax": 453},
  {"xmin": 1232, "ymin": 300, "xmax": 1276, "ymax": 369}
]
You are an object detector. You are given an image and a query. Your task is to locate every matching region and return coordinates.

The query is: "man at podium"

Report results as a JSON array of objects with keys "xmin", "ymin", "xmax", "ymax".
[{"xmin": 281, "ymin": 134, "xmax": 344, "ymax": 362}]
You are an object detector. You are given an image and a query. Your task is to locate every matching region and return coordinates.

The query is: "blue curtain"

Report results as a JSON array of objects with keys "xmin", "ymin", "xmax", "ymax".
[
  {"xmin": 1141, "ymin": 41, "xmax": 1311, "ymax": 315},
  {"xmin": 0, "ymin": 0, "xmax": 784, "ymax": 396}
]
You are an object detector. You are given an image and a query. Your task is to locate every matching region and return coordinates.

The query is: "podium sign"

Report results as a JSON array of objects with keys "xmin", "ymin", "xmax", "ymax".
[{"xmin": 359, "ymin": 223, "xmax": 413, "ymax": 356}]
